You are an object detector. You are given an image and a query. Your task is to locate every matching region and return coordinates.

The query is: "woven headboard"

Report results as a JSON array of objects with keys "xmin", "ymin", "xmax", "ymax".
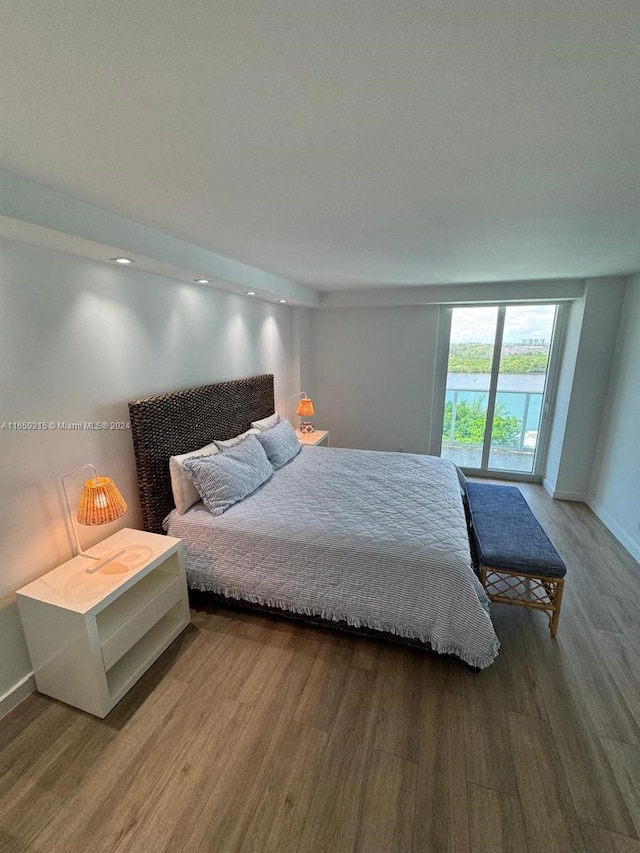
[{"xmin": 128, "ymin": 374, "xmax": 275, "ymax": 534}]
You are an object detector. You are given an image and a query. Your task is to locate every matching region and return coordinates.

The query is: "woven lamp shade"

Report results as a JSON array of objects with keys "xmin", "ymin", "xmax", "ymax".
[
  {"xmin": 77, "ymin": 476, "xmax": 128, "ymax": 526},
  {"xmin": 296, "ymin": 397, "xmax": 315, "ymax": 417}
]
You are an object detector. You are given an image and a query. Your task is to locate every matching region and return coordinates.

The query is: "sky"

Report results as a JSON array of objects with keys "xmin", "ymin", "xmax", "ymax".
[{"xmin": 450, "ymin": 305, "xmax": 557, "ymax": 345}]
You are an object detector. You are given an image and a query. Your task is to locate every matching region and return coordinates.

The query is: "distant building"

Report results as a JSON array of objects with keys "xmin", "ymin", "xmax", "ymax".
[{"xmin": 521, "ymin": 338, "xmax": 546, "ymax": 346}]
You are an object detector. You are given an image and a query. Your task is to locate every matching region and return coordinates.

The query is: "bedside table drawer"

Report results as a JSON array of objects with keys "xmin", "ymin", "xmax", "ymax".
[{"xmin": 99, "ymin": 571, "xmax": 183, "ymax": 671}]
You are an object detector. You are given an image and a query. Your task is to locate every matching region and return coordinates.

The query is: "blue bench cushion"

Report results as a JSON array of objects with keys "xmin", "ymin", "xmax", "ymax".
[{"xmin": 466, "ymin": 482, "xmax": 566, "ymax": 578}]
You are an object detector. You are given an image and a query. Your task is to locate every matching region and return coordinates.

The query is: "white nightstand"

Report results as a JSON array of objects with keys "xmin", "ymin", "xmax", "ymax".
[
  {"xmin": 16, "ymin": 528, "xmax": 190, "ymax": 718},
  {"xmin": 296, "ymin": 429, "xmax": 330, "ymax": 447}
]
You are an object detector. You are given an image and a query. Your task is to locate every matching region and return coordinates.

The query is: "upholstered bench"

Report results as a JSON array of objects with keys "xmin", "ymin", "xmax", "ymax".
[{"xmin": 465, "ymin": 482, "xmax": 567, "ymax": 636}]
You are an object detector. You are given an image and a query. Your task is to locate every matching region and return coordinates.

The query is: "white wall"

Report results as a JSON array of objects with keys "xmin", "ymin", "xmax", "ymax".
[
  {"xmin": 543, "ymin": 296, "xmax": 585, "ymax": 493},
  {"xmin": 309, "ymin": 306, "xmax": 440, "ymax": 453},
  {"xmin": 588, "ymin": 275, "xmax": 640, "ymax": 561},
  {"xmin": 544, "ymin": 278, "xmax": 626, "ymax": 500},
  {"xmin": 290, "ymin": 306, "xmax": 313, "ymax": 415},
  {"xmin": 0, "ymin": 238, "xmax": 295, "ymax": 713}
]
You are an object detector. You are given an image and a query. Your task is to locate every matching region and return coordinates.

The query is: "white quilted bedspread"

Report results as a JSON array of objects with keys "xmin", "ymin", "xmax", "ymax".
[{"xmin": 165, "ymin": 446, "xmax": 500, "ymax": 668}]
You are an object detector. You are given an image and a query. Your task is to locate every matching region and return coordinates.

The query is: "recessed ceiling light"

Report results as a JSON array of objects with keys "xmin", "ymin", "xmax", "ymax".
[
  {"xmin": 111, "ymin": 257, "xmax": 134, "ymax": 265},
  {"xmin": 278, "ymin": 299, "xmax": 288, "ymax": 303},
  {"xmin": 245, "ymin": 291, "xmax": 256, "ymax": 296},
  {"xmin": 195, "ymin": 278, "xmax": 210, "ymax": 284}
]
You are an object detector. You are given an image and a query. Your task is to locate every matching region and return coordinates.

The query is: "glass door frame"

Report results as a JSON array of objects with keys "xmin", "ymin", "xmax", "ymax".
[{"xmin": 428, "ymin": 301, "xmax": 567, "ymax": 482}]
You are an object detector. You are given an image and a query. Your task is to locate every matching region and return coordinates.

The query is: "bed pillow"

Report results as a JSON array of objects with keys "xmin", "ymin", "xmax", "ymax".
[
  {"xmin": 214, "ymin": 427, "xmax": 259, "ymax": 449},
  {"xmin": 255, "ymin": 418, "xmax": 302, "ymax": 470},
  {"xmin": 169, "ymin": 441, "xmax": 220, "ymax": 515},
  {"xmin": 182, "ymin": 434, "xmax": 273, "ymax": 516},
  {"xmin": 250, "ymin": 412, "xmax": 281, "ymax": 431}
]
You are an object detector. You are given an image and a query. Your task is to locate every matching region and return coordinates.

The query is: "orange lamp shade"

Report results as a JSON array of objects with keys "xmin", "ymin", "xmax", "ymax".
[
  {"xmin": 296, "ymin": 397, "xmax": 315, "ymax": 417},
  {"xmin": 76, "ymin": 476, "xmax": 128, "ymax": 526}
]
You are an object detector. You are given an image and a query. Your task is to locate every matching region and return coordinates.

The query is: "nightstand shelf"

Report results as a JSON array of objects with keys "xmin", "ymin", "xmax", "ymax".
[
  {"xmin": 296, "ymin": 429, "xmax": 330, "ymax": 447},
  {"xmin": 105, "ymin": 612, "xmax": 185, "ymax": 700},
  {"xmin": 16, "ymin": 528, "xmax": 190, "ymax": 718}
]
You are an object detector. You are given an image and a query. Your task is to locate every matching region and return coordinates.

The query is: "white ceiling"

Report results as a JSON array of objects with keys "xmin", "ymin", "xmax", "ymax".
[{"xmin": 1, "ymin": 0, "xmax": 639, "ymax": 292}]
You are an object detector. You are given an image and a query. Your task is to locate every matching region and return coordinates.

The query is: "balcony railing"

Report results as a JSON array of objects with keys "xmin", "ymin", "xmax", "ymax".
[{"xmin": 442, "ymin": 388, "xmax": 542, "ymax": 472}]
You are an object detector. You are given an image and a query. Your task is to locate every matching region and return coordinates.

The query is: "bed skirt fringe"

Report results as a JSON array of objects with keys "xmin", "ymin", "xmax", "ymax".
[{"xmin": 189, "ymin": 580, "xmax": 499, "ymax": 670}]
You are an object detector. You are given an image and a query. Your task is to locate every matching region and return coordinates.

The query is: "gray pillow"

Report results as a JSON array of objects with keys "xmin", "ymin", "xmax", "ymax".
[
  {"xmin": 182, "ymin": 434, "xmax": 273, "ymax": 516},
  {"xmin": 255, "ymin": 419, "xmax": 302, "ymax": 470}
]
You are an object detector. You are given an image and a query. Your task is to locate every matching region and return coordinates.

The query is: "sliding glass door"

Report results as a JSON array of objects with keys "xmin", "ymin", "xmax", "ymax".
[{"xmin": 440, "ymin": 304, "xmax": 560, "ymax": 476}]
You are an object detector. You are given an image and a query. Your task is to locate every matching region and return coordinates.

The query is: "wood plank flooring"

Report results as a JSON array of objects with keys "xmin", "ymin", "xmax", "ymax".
[{"xmin": 1, "ymin": 483, "xmax": 639, "ymax": 852}]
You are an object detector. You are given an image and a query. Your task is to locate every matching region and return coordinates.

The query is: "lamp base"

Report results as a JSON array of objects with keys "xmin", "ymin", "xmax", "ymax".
[
  {"xmin": 81, "ymin": 547, "xmax": 126, "ymax": 574},
  {"xmin": 299, "ymin": 421, "xmax": 315, "ymax": 434}
]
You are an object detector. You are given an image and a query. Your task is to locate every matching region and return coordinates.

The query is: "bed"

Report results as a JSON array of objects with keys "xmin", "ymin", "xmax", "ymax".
[{"xmin": 129, "ymin": 374, "xmax": 499, "ymax": 669}]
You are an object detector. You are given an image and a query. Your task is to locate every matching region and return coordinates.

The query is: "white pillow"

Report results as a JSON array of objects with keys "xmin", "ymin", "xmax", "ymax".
[
  {"xmin": 214, "ymin": 427, "xmax": 259, "ymax": 449},
  {"xmin": 169, "ymin": 441, "xmax": 219, "ymax": 515},
  {"xmin": 250, "ymin": 412, "xmax": 281, "ymax": 431}
]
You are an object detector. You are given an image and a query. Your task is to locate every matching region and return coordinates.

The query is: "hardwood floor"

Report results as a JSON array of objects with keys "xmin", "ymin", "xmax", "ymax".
[{"xmin": 2, "ymin": 483, "xmax": 639, "ymax": 852}]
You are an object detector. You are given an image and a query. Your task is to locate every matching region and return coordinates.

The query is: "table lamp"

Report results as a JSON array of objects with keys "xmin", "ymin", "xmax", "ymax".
[
  {"xmin": 61, "ymin": 463, "xmax": 128, "ymax": 573},
  {"xmin": 296, "ymin": 396, "xmax": 315, "ymax": 434}
]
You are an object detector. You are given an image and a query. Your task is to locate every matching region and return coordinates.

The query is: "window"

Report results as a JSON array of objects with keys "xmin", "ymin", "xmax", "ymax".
[{"xmin": 439, "ymin": 304, "xmax": 561, "ymax": 476}]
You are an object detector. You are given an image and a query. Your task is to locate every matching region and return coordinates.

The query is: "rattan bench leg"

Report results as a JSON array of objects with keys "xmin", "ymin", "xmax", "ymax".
[
  {"xmin": 549, "ymin": 577, "xmax": 564, "ymax": 637},
  {"xmin": 480, "ymin": 566, "xmax": 565, "ymax": 638}
]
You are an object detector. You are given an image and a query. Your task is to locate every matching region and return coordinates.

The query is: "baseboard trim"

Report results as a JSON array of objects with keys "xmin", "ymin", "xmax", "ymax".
[
  {"xmin": 587, "ymin": 497, "xmax": 640, "ymax": 563},
  {"xmin": 0, "ymin": 672, "xmax": 36, "ymax": 720},
  {"xmin": 542, "ymin": 479, "xmax": 586, "ymax": 502}
]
